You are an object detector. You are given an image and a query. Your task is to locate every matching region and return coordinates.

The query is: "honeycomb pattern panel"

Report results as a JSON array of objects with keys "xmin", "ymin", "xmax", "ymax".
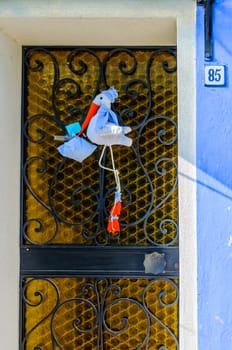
[
  {"xmin": 22, "ymin": 47, "xmax": 178, "ymax": 245},
  {"xmin": 23, "ymin": 277, "xmax": 178, "ymax": 349}
]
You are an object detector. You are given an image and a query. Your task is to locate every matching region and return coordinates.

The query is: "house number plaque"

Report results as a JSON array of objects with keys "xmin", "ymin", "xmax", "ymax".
[{"xmin": 204, "ymin": 65, "xmax": 226, "ymax": 86}]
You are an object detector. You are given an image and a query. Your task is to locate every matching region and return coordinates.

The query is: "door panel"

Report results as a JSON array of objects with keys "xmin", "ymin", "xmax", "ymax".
[
  {"xmin": 23, "ymin": 277, "xmax": 178, "ymax": 349},
  {"xmin": 21, "ymin": 47, "xmax": 178, "ymax": 349}
]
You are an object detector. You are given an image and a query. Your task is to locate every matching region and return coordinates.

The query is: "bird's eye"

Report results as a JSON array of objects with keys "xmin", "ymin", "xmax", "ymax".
[{"xmin": 100, "ymin": 96, "xmax": 103, "ymax": 99}]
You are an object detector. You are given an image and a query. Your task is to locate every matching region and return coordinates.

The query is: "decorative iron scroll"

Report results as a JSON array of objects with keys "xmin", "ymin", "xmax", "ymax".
[
  {"xmin": 22, "ymin": 47, "xmax": 178, "ymax": 245},
  {"xmin": 21, "ymin": 277, "xmax": 178, "ymax": 349}
]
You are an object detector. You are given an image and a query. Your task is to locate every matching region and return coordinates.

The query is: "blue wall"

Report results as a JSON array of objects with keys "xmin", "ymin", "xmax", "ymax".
[{"xmin": 197, "ymin": 1, "xmax": 232, "ymax": 349}]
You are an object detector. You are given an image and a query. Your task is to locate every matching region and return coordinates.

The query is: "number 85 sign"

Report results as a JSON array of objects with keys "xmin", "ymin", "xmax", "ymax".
[{"xmin": 204, "ymin": 65, "xmax": 226, "ymax": 86}]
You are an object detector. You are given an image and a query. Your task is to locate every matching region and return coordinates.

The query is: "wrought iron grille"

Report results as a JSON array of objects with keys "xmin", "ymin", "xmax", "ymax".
[
  {"xmin": 20, "ymin": 47, "xmax": 179, "ymax": 350},
  {"xmin": 21, "ymin": 47, "xmax": 177, "ymax": 246},
  {"xmin": 22, "ymin": 277, "xmax": 178, "ymax": 349}
]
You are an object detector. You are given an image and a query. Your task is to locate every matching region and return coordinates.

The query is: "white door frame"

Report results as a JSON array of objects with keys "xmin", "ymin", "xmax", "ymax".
[{"xmin": 0, "ymin": 1, "xmax": 196, "ymax": 349}]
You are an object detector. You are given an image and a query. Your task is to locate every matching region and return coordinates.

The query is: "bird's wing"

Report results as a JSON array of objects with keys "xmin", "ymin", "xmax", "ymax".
[{"xmin": 95, "ymin": 105, "xmax": 119, "ymax": 130}]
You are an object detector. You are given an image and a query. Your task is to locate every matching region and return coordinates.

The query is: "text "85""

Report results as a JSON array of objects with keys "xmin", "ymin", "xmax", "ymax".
[{"xmin": 205, "ymin": 65, "xmax": 225, "ymax": 86}]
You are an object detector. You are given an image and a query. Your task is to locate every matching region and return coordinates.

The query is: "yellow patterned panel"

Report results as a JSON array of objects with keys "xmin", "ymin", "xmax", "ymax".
[
  {"xmin": 23, "ymin": 48, "xmax": 177, "ymax": 245},
  {"xmin": 23, "ymin": 277, "xmax": 178, "ymax": 349}
]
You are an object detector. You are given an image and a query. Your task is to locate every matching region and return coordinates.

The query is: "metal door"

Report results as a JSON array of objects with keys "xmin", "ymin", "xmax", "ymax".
[{"xmin": 20, "ymin": 47, "xmax": 178, "ymax": 349}]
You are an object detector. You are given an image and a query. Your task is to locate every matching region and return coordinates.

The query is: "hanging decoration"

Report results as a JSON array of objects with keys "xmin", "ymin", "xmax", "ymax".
[{"xmin": 55, "ymin": 88, "xmax": 132, "ymax": 235}]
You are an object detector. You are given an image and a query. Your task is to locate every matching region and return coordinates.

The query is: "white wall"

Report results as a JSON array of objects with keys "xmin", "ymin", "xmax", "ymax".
[
  {"xmin": 0, "ymin": 31, "xmax": 21, "ymax": 349},
  {"xmin": 0, "ymin": 1, "xmax": 196, "ymax": 349}
]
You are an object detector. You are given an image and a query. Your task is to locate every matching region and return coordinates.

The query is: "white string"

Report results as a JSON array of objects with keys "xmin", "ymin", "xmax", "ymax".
[
  {"xmin": 109, "ymin": 146, "xmax": 121, "ymax": 193},
  {"xmin": 98, "ymin": 145, "xmax": 121, "ymax": 193}
]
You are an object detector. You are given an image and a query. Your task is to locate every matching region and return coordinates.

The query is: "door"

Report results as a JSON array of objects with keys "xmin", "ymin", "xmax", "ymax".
[{"xmin": 20, "ymin": 46, "xmax": 178, "ymax": 349}]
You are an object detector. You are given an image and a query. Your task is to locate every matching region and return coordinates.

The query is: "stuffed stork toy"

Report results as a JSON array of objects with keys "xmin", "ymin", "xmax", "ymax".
[{"xmin": 56, "ymin": 88, "xmax": 132, "ymax": 235}]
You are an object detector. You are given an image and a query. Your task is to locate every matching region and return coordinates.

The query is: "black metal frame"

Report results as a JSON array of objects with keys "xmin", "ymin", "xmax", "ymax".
[{"xmin": 21, "ymin": 246, "xmax": 178, "ymax": 278}]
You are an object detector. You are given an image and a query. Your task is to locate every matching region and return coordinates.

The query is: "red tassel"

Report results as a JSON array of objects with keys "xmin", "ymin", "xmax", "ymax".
[
  {"xmin": 107, "ymin": 192, "xmax": 122, "ymax": 235},
  {"xmin": 107, "ymin": 216, "xmax": 120, "ymax": 235},
  {"xmin": 110, "ymin": 201, "xmax": 122, "ymax": 216}
]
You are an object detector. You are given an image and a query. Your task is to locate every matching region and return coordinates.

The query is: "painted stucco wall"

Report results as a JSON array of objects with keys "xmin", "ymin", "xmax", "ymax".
[{"xmin": 197, "ymin": 1, "xmax": 232, "ymax": 349}]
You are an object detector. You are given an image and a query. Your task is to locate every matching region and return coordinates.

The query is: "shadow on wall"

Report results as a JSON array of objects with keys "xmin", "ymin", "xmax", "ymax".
[{"xmin": 180, "ymin": 155, "xmax": 232, "ymax": 350}]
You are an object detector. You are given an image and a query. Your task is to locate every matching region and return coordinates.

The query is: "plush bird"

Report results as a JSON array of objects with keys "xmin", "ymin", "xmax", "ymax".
[
  {"xmin": 56, "ymin": 88, "xmax": 132, "ymax": 235},
  {"xmin": 80, "ymin": 88, "xmax": 132, "ymax": 235},
  {"xmin": 79, "ymin": 88, "xmax": 132, "ymax": 147}
]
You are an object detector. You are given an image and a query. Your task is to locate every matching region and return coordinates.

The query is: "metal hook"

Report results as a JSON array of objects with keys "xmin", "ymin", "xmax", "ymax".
[{"xmin": 197, "ymin": 0, "xmax": 215, "ymax": 60}]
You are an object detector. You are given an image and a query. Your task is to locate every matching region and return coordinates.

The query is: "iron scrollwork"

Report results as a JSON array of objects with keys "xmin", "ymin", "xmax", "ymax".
[
  {"xmin": 22, "ymin": 47, "xmax": 178, "ymax": 245},
  {"xmin": 21, "ymin": 277, "xmax": 179, "ymax": 349}
]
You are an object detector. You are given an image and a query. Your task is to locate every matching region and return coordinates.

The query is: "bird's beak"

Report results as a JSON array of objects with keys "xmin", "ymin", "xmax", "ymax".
[{"xmin": 78, "ymin": 102, "xmax": 100, "ymax": 136}]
